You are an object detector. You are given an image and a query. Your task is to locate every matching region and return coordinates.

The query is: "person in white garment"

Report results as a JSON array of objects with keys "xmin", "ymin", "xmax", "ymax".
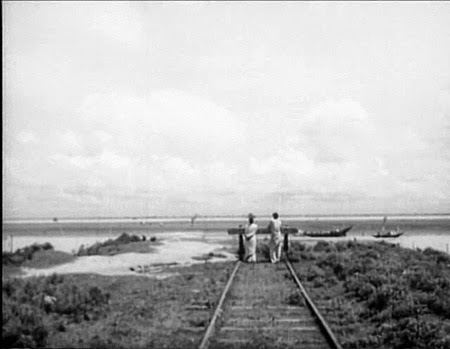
[
  {"xmin": 244, "ymin": 213, "xmax": 258, "ymax": 263},
  {"xmin": 269, "ymin": 212, "xmax": 282, "ymax": 263}
]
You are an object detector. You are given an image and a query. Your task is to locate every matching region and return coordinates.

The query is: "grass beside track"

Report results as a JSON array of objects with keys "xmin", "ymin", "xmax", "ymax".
[
  {"xmin": 3, "ymin": 262, "xmax": 236, "ymax": 349},
  {"xmin": 287, "ymin": 240, "xmax": 450, "ymax": 349},
  {"xmin": 3, "ymin": 239, "xmax": 450, "ymax": 349}
]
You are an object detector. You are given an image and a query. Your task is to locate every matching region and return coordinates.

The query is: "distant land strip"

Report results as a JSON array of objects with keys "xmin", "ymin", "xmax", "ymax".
[{"xmin": 3, "ymin": 213, "xmax": 450, "ymax": 225}]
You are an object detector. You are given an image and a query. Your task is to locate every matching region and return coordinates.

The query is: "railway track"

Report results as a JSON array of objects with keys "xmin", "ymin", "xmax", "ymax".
[{"xmin": 199, "ymin": 259, "xmax": 342, "ymax": 349}]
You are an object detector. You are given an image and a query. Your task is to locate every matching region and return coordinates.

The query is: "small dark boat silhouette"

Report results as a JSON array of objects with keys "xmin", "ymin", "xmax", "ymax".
[
  {"xmin": 373, "ymin": 231, "xmax": 404, "ymax": 238},
  {"xmin": 373, "ymin": 216, "xmax": 404, "ymax": 238},
  {"xmin": 303, "ymin": 225, "xmax": 353, "ymax": 237}
]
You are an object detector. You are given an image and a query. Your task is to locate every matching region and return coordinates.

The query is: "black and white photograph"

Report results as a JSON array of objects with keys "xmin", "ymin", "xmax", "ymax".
[{"xmin": 2, "ymin": 1, "xmax": 450, "ymax": 348}]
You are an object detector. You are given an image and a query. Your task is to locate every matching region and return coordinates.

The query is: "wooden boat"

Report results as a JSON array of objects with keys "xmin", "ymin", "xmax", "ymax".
[
  {"xmin": 303, "ymin": 225, "xmax": 353, "ymax": 237},
  {"xmin": 373, "ymin": 231, "xmax": 404, "ymax": 238},
  {"xmin": 373, "ymin": 216, "xmax": 404, "ymax": 238}
]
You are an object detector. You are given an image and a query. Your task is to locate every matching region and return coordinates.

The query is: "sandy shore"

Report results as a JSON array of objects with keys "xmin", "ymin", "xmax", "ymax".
[{"xmin": 19, "ymin": 235, "xmax": 236, "ymax": 278}]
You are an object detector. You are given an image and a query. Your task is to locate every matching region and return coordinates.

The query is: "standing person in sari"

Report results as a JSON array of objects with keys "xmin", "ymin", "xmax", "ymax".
[
  {"xmin": 244, "ymin": 213, "xmax": 258, "ymax": 263},
  {"xmin": 269, "ymin": 212, "xmax": 282, "ymax": 263}
]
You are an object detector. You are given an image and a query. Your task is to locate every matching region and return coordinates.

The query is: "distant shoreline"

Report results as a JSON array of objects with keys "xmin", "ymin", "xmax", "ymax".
[{"xmin": 3, "ymin": 213, "xmax": 450, "ymax": 225}]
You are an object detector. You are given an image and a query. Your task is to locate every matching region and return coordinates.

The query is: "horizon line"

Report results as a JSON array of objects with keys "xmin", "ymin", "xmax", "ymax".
[{"xmin": 3, "ymin": 212, "xmax": 450, "ymax": 221}]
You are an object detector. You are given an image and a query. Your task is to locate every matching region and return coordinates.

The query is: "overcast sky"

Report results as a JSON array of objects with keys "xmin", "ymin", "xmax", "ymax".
[{"xmin": 3, "ymin": 1, "xmax": 450, "ymax": 218}]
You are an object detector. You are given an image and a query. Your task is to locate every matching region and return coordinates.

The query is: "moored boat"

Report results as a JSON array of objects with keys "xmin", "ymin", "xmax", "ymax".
[
  {"xmin": 373, "ymin": 232, "xmax": 404, "ymax": 238},
  {"xmin": 303, "ymin": 225, "xmax": 353, "ymax": 237},
  {"xmin": 374, "ymin": 216, "xmax": 404, "ymax": 238}
]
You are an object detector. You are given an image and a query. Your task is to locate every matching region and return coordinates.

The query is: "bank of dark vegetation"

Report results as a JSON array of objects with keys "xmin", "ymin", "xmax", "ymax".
[
  {"xmin": 3, "ymin": 243, "xmax": 76, "ymax": 274},
  {"xmin": 288, "ymin": 240, "xmax": 450, "ymax": 349},
  {"xmin": 76, "ymin": 232, "xmax": 158, "ymax": 256},
  {"xmin": 3, "ymin": 243, "xmax": 55, "ymax": 266}
]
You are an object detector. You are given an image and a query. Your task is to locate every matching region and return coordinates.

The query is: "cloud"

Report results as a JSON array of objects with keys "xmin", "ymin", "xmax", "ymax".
[
  {"xmin": 297, "ymin": 98, "xmax": 378, "ymax": 164},
  {"xmin": 59, "ymin": 130, "xmax": 82, "ymax": 154},
  {"xmin": 90, "ymin": 3, "xmax": 145, "ymax": 48},
  {"xmin": 243, "ymin": 97, "xmax": 446, "ymax": 205},
  {"xmin": 247, "ymin": 99, "xmax": 379, "ymax": 185},
  {"xmin": 50, "ymin": 151, "xmax": 130, "ymax": 170},
  {"xmin": 77, "ymin": 89, "xmax": 246, "ymax": 162},
  {"xmin": 3, "ymin": 2, "xmax": 450, "ymax": 217},
  {"xmin": 35, "ymin": 90, "xmax": 247, "ymax": 203},
  {"xmin": 6, "ymin": 92, "xmax": 450, "ymax": 217},
  {"xmin": 16, "ymin": 130, "xmax": 38, "ymax": 144}
]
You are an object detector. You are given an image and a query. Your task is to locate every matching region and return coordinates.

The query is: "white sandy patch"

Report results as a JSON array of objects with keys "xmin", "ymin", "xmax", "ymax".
[{"xmin": 21, "ymin": 240, "xmax": 236, "ymax": 278}]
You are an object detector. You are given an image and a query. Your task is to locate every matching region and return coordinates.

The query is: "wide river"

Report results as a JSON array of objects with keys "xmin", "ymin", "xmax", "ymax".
[
  {"xmin": 3, "ymin": 214, "xmax": 449, "ymax": 253},
  {"xmin": 2, "ymin": 215, "xmax": 449, "ymax": 277}
]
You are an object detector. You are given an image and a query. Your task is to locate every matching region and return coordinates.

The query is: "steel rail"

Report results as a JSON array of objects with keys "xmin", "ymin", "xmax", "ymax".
[
  {"xmin": 285, "ymin": 259, "xmax": 343, "ymax": 349},
  {"xmin": 198, "ymin": 260, "xmax": 241, "ymax": 349}
]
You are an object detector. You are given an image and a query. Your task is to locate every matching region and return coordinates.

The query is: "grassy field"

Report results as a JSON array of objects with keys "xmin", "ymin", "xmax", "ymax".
[
  {"xmin": 3, "ymin": 239, "xmax": 450, "ymax": 348},
  {"xmin": 2, "ymin": 262, "xmax": 235, "ymax": 348},
  {"xmin": 288, "ymin": 240, "xmax": 450, "ymax": 349}
]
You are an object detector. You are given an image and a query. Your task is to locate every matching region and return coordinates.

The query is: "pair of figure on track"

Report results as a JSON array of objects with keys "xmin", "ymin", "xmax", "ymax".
[{"xmin": 244, "ymin": 212, "xmax": 282, "ymax": 263}]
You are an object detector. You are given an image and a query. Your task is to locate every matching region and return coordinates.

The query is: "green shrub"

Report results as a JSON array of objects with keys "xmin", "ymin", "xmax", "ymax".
[
  {"xmin": 381, "ymin": 318, "xmax": 446, "ymax": 349},
  {"xmin": 116, "ymin": 232, "xmax": 141, "ymax": 243},
  {"xmin": 367, "ymin": 286, "xmax": 392, "ymax": 312},
  {"xmin": 77, "ymin": 233, "xmax": 143, "ymax": 256},
  {"xmin": 2, "ymin": 274, "xmax": 110, "ymax": 347},
  {"xmin": 391, "ymin": 300, "xmax": 417, "ymax": 319},
  {"xmin": 408, "ymin": 271, "xmax": 438, "ymax": 292},
  {"xmin": 3, "ymin": 243, "xmax": 55, "ymax": 266},
  {"xmin": 286, "ymin": 292, "xmax": 304, "ymax": 306},
  {"xmin": 306, "ymin": 265, "xmax": 325, "ymax": 281},
  {"xmin": 316, "ymin": 252, "xmax": 339, "ymax": 269},
  {"xmin": 332, "ymin": 262, "xmax": 346, "ymax": 280},
  {"xmin": 426, "ymin": 289, "xmax": 450, "ymax": 318},
  {"xmin": 344, "ymin": 275, "xmax": 376, "ymax": 301},
  {"xmin": 313, "ymin": 240, "xmax": 331, "ymax": 252},
  {"xmin": 335, "ymin": 241, "xmax": 349, "ymax": 252},
  {"xmin": 2, "ymin": 301, "xmax": 48, "ymax": 348},
  {"xmin": 41, "ymin": 242, "xmax": 53, "ymax": 250},
  {"xmin": 299, "ymin": 251, "xmax": 316, "ymax": 260},
  {"xmin": 296, "ymin": 243, "xmax": 306, "ymax": 251},
  {"xmin": 365, "ymin": 270, "xmax": 387, "ymax": 288}
]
